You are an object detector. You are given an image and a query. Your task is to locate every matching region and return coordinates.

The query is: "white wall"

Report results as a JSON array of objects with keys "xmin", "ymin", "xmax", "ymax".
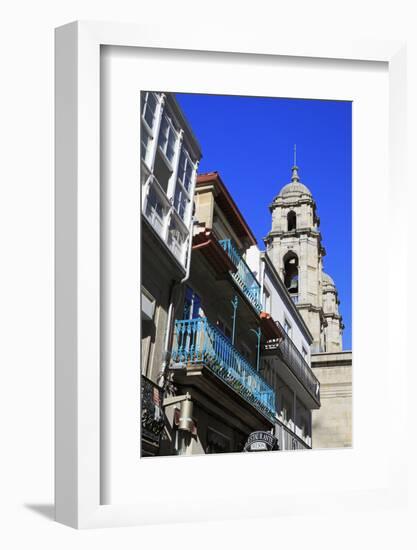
[
  {"xmin": 263, "ymin": 264, "xmax": 311, "ymax": 361},
  {"xmin": 246, "ymin": 245, "xmax": 311, "ymax": 362}
]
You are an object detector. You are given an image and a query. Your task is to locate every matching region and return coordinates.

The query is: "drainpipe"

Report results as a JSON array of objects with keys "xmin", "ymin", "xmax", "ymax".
[
  {"xmin": 250, "ymin": 327, "xmax": 262, "ymax": 372},
  {"xmin": 293, "ymin": 390, "xmax": 297, "ymax": 434},
  {"xmin": 259, "ymin": 254, "xmax": 265, "ymax": 303},
  {"xmin": 231, "ymin": 295, "xmax": 239, "ymax": 346},
  {"xmin": 158, "ymin": 218, "xmax": 195, "ymax": 388}
]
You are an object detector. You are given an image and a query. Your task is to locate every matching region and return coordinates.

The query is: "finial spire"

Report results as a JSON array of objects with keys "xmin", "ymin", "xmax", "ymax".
[{"xmin": 291, "ymin": 144, "xmax": 300, "ymax": 182}]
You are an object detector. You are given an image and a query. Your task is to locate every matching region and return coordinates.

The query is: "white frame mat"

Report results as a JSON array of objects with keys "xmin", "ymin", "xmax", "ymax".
[{"xmin": 55, "ymin": 21, "xmax": 408, "ymax": 529}]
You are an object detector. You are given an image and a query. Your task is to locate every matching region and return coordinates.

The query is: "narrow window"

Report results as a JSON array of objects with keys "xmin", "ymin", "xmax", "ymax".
[
  {"xmin": 287, "ymin": 210, "xmax": 297, "ymax": 231},
  {"xmin": 167, "ymin": 217, "xmax": 186, "ymax": 260},
  {"xmin": 177, "ymin": 149, "xmax": 194, "ymax": 192},
  {"xmin": 282, "ymin": 400, "xmax": 291, "ymax": 422},
  {"xmin": 183, "ymin": 286, "xmax": 202, "ymax": 320},
  {"xmin": 142, "ymin": 92, "xmax": 158, "ymax": 131},
  {"xmin": 173, "ymin": 147, "xmax": 194, "ymax": 223},
  {"xmin": 158, "ymin": 115, "xmax": 177, "ymax": 163},
  {"xmin": 283, "ymin": 252, "xmax": 299, "ymax": 295},
  {"xmin": 141, "ymin": 92, "xmax": 158, "ymax": 164}
]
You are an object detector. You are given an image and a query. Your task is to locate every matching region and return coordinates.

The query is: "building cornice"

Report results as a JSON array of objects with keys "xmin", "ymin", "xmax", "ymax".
[
  {"xmin": 165, "ymin": 93, "xmax": 202, "ymax": 161},
  {"xmin": 311, "ymin": 351, "xmax": 352, "ymax": 368}
]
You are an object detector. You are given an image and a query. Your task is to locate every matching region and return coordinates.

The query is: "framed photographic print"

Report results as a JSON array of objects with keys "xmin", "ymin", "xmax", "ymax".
[{"xmin": 55, "ymin": 21, "xmax": 408, "ymax": 528}]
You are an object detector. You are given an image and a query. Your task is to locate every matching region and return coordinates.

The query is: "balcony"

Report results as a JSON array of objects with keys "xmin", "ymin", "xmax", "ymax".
[
  {"xmin": 171, "ymin": 317, "xmax": 276, "ymax": 422},
  {"xmin": 141, "ymin": 375, "xmax": 165, "ymax": 449},
  {"xmin": 218, "ymin": 239, "xmax": 263, "ymax": 313},
  {"xmin": 264, "ymin": 321, "xmax": 321, "ymax": 408},
  {"xmin": 275, "ymin": 419, "xmax": 310, "ymax": 450}
]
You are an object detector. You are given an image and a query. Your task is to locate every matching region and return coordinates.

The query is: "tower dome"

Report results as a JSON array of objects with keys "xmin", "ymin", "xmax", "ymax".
[
  {"xmin": 278, "ymin": 165, "xmax": 312, "ymax": 198},
  {"xmin": 322, "ymin": 272, "xmax": 336, "ymax": 288}
]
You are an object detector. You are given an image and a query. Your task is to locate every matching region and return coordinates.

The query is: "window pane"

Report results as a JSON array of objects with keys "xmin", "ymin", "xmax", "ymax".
[
  {"xmin": 166, "ymin": 130, "xmax": 176, "ymax": 162},
  {"xmin": 158, "ymin": 116, "xmax": 176, "ymax": 163},
  {"xmin": 178, "ymin": 150, "xmax": 193, "ymax": 192},
  {"xmin": 141, "ymin": 130, "xmax": 150, "ymax": 162},
  {"xmin": 174, "ymin": 187, "xmax": 189, "ymax": 221},
  {"xmin": 143, "ymin": 92, "xmax": 157, "ymax": 129},
  {"xmin": 144, "ymin": 186, "xmax": 165, "ymax": 236},
  {"xmin": 192, "ymin": 294, "xmax": 201, "ymax": 319},
  {"xmin": 174, "ymin": 187, "xmax": 181, "ymax": 209},
  {"xmin": 178, "ymin": 151, "xmax": 186, "ymax": 179},
  {"xmin": 158, "ymin": 118, "xmax": 168, "ymax": 151},
  {"xmin": 184, "ymin": 163, "xmax": 193, "ymax": 191},
  {"xmin": 183, "ymin": 286, "xmax": 194, "ymax": 319},
  {"xmin": 284, "ymin": 319, "xmax": 292, "ymax": 336},
  {"xmin": 181, "ymin": 199, "xmax": 188, "ymax": 220},
  {"xmin": 167, "ymin": 218, "xmax": 185, "ymax": 258}
]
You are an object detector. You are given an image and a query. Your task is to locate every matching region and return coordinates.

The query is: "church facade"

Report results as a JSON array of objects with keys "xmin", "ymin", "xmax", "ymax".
[{"xmin": 264, "ymin": 158, "xmax": 352, "ymax": 449}]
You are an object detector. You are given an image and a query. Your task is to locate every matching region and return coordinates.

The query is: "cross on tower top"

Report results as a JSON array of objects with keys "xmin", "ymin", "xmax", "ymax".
[{"xmin": 291, "ymin": 144, "xmax": 300, "ymax": 182}]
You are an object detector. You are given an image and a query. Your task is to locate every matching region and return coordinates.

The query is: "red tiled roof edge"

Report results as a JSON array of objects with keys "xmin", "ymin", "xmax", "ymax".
[{"xmin": 196, "ymin": 172, "xmax": 257, "ymax": 246}]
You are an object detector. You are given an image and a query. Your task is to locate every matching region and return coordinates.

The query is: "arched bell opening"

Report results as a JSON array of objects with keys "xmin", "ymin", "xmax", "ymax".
[
  {"xmin": 283, "ymin": 252, "xmax": 299, "ymax": 295},
  {"xmin": 287, "ymin": 210, "xmax": 297, "ymax": 231}
]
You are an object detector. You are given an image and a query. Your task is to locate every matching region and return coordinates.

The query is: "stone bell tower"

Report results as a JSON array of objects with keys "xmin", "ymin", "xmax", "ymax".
[
  {"xmin": 321, "ymin": 272, "xmax": 344, "ymax": 352},
  {"xmin": 264, "ymin": 149, "xmax": 343, "ymax": 352}
]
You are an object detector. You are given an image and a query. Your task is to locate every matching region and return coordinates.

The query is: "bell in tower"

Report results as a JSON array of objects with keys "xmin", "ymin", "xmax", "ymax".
[{"xmin": 283, "ymin": 252, "xmax": 299, "ymax": 295}]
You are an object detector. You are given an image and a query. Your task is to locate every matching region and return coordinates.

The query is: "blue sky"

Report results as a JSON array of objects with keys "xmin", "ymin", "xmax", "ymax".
[{"xmin": 176, "ymin": 94, "xmax": 352, "ymax": 350}]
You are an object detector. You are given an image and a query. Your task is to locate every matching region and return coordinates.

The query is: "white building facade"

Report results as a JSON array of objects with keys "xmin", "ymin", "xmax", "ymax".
[
  {"xmin": 246, "ymin": 246, "xmax": 320, "ymax": 449},
  {"xmin": 140, "ymin": 92, "xmax": 202, "ymax": 456},
  {"xmin": 141, "ymin": 91, "xmax": 201, "ymax": 270}
]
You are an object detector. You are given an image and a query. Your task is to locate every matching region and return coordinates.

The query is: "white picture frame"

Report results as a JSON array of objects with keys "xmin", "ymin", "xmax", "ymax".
[{"xmin": 55, "ymin": 20, "xmax": 408, "ymax": 529}]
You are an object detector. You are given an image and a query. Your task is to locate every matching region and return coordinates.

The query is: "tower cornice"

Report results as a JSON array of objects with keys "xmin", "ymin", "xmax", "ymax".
[
  {"xmin": 269, "ymin": 196, "xmax": 315, "ymax": 212},
  {"xmin": 296, "ymin": 303, "xmax": 323, "ymax": 314},
  {"xmin": 323, "ymin": 312, "xmax": 343, "ymax": 321},
  {"xmin": 265, "ymin": 227, "xmax": 321, "ymax": 239}
]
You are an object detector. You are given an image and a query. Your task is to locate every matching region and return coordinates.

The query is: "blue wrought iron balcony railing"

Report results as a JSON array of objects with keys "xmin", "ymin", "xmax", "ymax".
[
  {"xmin": 218, "ymin": 239, "xmax": 263, "ymax": 313},
  {"xmin": 171, "ymin": 318, "xmax": 276, "ymax": 421}
]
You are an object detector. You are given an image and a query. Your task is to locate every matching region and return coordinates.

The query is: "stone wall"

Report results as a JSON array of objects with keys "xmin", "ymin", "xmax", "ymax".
[{"xmin": 311, "ymin": 351, "xmax": 352, "ymax": 449}]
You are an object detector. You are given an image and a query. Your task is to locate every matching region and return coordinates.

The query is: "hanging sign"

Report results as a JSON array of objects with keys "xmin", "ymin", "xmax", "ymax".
[{"xmin": 244, "ymin": 431, "xmax": 278, "ymax": 452}]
